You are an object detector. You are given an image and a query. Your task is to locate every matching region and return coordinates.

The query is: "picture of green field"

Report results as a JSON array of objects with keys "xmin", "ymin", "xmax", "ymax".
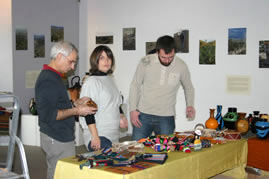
[
  {"xmin": 199, "ymin": 39, "xmax": 216, "ymax": 65},
  {"xmin": 51, "ymin": 25, "xmax": 64, "ymax": 42},
  {"xmin": 34, "ymin": 34, "xmax": 45, "ymax": 58},
  {"xmin": 16, "ymin": 28, "xmax": 28, "ymax": 50}
]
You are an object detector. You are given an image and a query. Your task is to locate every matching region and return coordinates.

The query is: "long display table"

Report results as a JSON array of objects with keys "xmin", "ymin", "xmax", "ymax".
[{"xmin": 55, "ymin": 139, "xmax": 247, "ymax": 179}]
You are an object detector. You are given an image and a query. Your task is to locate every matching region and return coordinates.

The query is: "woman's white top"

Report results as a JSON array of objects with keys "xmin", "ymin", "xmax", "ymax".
[{"xmin": 79, "ymin": 75, "xmax": 122, "ymax": 149}]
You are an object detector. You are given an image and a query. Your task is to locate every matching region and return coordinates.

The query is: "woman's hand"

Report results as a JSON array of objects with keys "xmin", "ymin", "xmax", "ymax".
[
  {"xmin": 120, "ymin": 114, "xmax": 128, "ymax": 128},
  {"xmin": 90, "ymin": 136, "xmax": 101, "ymax": 151}
]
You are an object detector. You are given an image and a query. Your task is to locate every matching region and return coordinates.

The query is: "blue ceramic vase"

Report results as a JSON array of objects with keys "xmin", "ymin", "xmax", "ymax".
[{"xmin": 215, "ymin": 105, "xmax": 224, "ymax": 130}]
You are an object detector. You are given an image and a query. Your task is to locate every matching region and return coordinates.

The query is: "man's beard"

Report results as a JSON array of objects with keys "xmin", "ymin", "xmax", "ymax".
[{"xmin": 158, "ymin": 57, "xmax": 172, "ymax": 67}]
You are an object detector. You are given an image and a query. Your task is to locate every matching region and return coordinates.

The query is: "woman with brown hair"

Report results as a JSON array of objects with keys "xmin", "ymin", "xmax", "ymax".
[{"xmin": 79, "ymin": 45, "xmax": 128, "ymax": 151}]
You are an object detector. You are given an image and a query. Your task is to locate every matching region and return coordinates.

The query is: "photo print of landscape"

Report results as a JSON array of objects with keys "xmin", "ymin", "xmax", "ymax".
[
  {"xmin": 16, "ymin": 27, "xmax": 28, "ymax": 50},
  {"xmin": 146, "ymin": 42, "xmax": 156, "ymax": 55},
  {"xmin": 96, "ymin": 35, "xmax": 113, "ymax": 44},
  {"xmin": 199, "ymin": 39, "xmax": 216, "ymax": 65},
  {"xmin": 228, "ymin": 28, "xmax": 246, "ymax": 55},
  {"xmin": 259, "ymin": 40, "xmax": 269, "ymax": 68},
  {"xmin": 123, "ymin": 27, "xmax": 136, "ymax": 50},
  {"xmin": 51, "ymin": 25, "xmax": 64, "ymax": 42},
  {"xmin": 34, "ymin": 34, "xmax": 45, "ymax": 58},
  {"xmin": 174, "ymin": 30, "xmax": 189, "ymax": 53}
]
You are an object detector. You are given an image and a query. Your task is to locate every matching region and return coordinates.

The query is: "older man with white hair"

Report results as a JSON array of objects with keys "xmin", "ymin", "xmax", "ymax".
[{"xmin": 35, "ymin": 41, "xmax": 97, "ymax": 179}]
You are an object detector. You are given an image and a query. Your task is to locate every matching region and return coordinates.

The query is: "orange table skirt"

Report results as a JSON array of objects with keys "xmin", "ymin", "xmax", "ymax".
[{"xmin": 247, "ymin": 137, "xmax": 269, "ymax": 171}]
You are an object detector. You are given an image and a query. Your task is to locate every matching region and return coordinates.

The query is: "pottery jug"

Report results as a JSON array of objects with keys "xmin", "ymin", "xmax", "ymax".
[
  {"xmin": 260, "ymin": 114, "xmax": 269, "ymax": 122},
  {"xmin": 205, "ymin": 109, "xmax": 218, "ymax": 130},
  {"xmin": 251, "ymin": 111, "xmax": 260, "ymax": 133},
  {"xmin": 236, "ymin": 112, "xmax": 249, "ymax": 133},
  {"xmin": 223, "ymin": 107, "xmax": 238, "ymax": 129},
  {"xmin": 255, "ymin": 121, "xmax": 269, "ymax": 139},
  {"xmin": 247, "ymin": 114, "xmax": 253, "ymax": 124}
]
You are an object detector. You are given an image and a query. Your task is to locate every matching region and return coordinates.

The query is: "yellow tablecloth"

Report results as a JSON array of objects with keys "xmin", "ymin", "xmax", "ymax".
[{"xmin": 54, "ymin": 139, "xmax": 247, "ymax": 179}]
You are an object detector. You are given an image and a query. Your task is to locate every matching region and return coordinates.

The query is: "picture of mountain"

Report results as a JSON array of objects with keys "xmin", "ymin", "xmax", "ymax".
[{"xmin": 228, "ymin": 28, "xmax": 246, "ymax": 55}]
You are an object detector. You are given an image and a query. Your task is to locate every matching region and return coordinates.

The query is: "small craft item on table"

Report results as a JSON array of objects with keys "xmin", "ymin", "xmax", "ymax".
[
  {"xmin": 210, "ymin": 137, "xmax": 227, "ymax": 144},
  {"xmin": 193, "ymin": 125, "xmax": 214, "ymax": 148},
  {"xmin": 201, "ymin": 128, "xmax": 217, "ymax": 138},
  {"xmin": 193, "ymin": 130, "xmax": 202, "ymax": 151},
  {"xmin": 112, "ymin": 140, "xmax": 144, "ymax": 153},
  {"xmin": 139, "ymin": 134, "xmax": 190, "ymax": 152},
  {"xmin": 135, "ymin": 153, "xmax": 168, "ymax": 164},
  {"xmin": 80, "ymin": 159, "xmax": 114, "ymax": 169},
  {"xmin": 222, "ymin": 130, "xmax": 241, "ymax": 140},
  {"xmin": 139, "ymin": 132, "xmax": 213, "ymax": 153},
  {"xmin": 255, "ymin": 121, "xmax": 269, "ymax": 139},
  {"xmin": 198, "ymin": 126, "xmax": 227, "ymax": 144},
  {"xmin": 174, "ymin": 131, "xmax": 194, "ymax": 138},
  {"xmin": 77, "ymin": 145, "xmax": 166, "ymax": 174},
  {"xmin": 78, "ymin": 147, "xmax": 134, "ymax": 169}
]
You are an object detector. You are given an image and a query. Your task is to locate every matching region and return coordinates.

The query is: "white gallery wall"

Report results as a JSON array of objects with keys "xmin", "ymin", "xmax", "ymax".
[
  {"xmin": 0, "ymin": 0, "xmax": 12, "ymax": 93},
  {"xmin": 12, "ymin": 0, "xmax": 79, "ymax": 113},
  {"xmin": 80, "ymin": 0, "xmax": 269, "ymax": 133}
]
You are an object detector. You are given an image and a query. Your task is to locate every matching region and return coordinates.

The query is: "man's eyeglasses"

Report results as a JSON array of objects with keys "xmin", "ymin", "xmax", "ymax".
[{"xmin": 63, "ymin": 55, "xmax": 77, "ymax": 65}]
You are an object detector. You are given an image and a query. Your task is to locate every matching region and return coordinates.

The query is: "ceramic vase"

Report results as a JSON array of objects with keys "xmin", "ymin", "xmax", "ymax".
[
  {"xmin": 223, "ymin": 107, "xmax": 238, "ymax": 129},
  {"xmin": 205, "ymin": 109, "xmax": 218, "ymax": 129},
  {"xmin": 236, "ymin": 112, "xmax": 249, "ymax": 133},
  {"xmin": 251, "ymin": 111, "xmax": 260, "ymax": 133},
  {"xmin": 247, "ymin": 114, "xmax": 253, "ymax": 124},
  {"xmin": 215, "ymin": 105, "xmax": 224, "ymax": 131}
]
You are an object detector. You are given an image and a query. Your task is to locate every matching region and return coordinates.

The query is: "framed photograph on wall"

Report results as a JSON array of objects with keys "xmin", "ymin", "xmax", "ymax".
[
  {"xmin": 145, "ymin": 42, "xmax": 156, "ymax": 55},
  {"xmin": 16, "ymin": 27, "xmax": 28, "ymax": 50},
  {"xmin": 199, "ymin": 39, "xmax": 216, "ymax": 65},
  {"xmin": 51, "ymin": 25, "xmax": 64, "ymax": 42},
  {"xmin": 259, "ymin": 40, "xmax": 269, "ymax": 68},
  {"xmin": 123, "ymin": 27, "xmax": 136, "ymax": 50},
  {"xmin": 96, "ymin": 35, "xmax": 113, "ymax": 44},
  {"xmin": 174, "ymin": 30, "xmax": 189, "ymax": 53},
  {"xmin": 228, "ymin": 28, "xmax": 246, "ymax": 55},
  {"xmin": 34, "ymin": 34, "xmax": 45, "ymax": 58}
]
